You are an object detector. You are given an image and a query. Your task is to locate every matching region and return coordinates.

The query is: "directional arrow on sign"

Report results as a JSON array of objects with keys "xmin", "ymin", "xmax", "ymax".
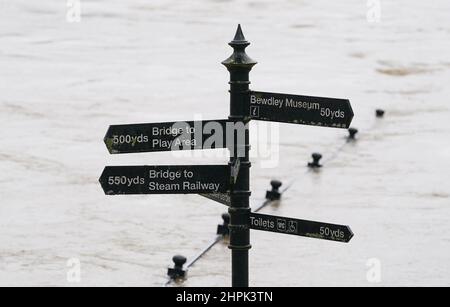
[
  {"xmin": 99, "ymin": 165, "xmax": 230, "ymax": 195},
  {"xmin": 104, "ymin": 119, "xmax": 230, "ymax": 154},
  {"xmin": 248, "ymin": 91, "xmax": 353, "ymax": 128},
  {"xmin": 250, "ymin": 212, "xmax": 353, "ymax": 243}
]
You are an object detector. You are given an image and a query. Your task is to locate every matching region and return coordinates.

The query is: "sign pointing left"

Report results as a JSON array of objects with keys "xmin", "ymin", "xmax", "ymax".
[
  {"xmin": 99, "ymin": 165, "xmax": 230, "ymax": 195},
  {"xmin": 104, "ymin": 120, "xmax": 229, "ymax": 154}
]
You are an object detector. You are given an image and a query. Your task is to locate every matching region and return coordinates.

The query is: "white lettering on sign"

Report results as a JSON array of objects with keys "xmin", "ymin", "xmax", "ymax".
[
  {"xmin": 320, "ymin": 108, "xmax": 345, "ymax": 120},
  {"xmin": 112, "ymin": 134, "xmax": 149, "ymax": 146},
  {"xmin": 319, "ymin": 226, "xmax": 345, "ymax": 239},
  {"xmin": 149, "ymin": 169, "xmax": 182, "ymax": 180},
  {"xmin": 105, "ymin": 169, "xmax": 222, "ymax": 192},
  {"xmin": 149, "ymin": 182, "xmax": 180, "ymax": 191},
  {"xmin": 250, "ymin": 95, "xmax": 284, "ymax": 108},
  {"xmin": 250, "ymin": 94, "xmax": 348, "ymax": 120},
  {"xmin": 250, "ymin": 216, "xmax": 274, "ymax": 229},
  {"xmin": 152, "ymin": 125, "xmax": 195, "ymax": 137},
  {"xmin": 108, "ymin": 176, "xmax": 145, "ymax": 186},
  {"xmin": 152, "ymin": 138, "xmax": 197, "ymax": 149},
  {"xmin": 285, "ymin": 98, "xmax": 319, "ymax": 111},
  {"xmin": 147, "ymin": 169, "xmax": 220, "ymax": 192},
  {"xmin": 148, "ymin": 181, "xmax": 220, "ymax": 192},
  {"xmin": 250, "ymin": 95, "xmax": 321, "ymax": 111},
  {"xmin": 182, "ymin": 182, "xmax": 220, "ymax": 191}
]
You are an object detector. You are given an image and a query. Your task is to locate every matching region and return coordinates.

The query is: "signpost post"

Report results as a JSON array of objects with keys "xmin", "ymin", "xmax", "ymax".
[
  {"xmin": 99, "ymin": 25, "xmax": 355, "ymax": 287},
  {"xmin": 222, "ymin": 24, "xmax": 257, "ymax": 287}
]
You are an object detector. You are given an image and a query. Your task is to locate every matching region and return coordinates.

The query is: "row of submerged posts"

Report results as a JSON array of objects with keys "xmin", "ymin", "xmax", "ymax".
[{"xmin": 99, "ymin": 25, "xmax": 384, "ymax": 287}]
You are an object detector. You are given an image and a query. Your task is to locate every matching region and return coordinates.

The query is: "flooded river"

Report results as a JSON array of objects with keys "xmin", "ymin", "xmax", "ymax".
[{"xmin": 1, "ymin": 0, "xmax": 449, "ymax": 286}]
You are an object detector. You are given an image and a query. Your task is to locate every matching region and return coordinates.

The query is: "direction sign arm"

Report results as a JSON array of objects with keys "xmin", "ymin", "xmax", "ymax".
[
  {"xmin": 249, "ymin": 212, "xmax": 354, "ymax": 243},
  {"xmin": 247, "ymin": 91, "xmax": 353, "ymax": 128}
]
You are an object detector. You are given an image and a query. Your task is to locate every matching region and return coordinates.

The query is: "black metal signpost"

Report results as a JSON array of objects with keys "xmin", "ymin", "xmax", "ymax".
[
  {"xmin": 222, "ymin": 25, "xmax": 255, "ymax": 288},
  {"xmin": 99, "ymin": 25, "xmax": 354, "ymax": 287}
]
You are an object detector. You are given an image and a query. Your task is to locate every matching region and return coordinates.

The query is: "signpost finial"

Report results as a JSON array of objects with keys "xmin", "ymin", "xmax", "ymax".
[
  {"xmin": 231, "ymin": 24, "xmax": 247, "ymax": 44},
  {"xmin": 222, "ymin": 24, "xmax": 257, "ymax": 69}
]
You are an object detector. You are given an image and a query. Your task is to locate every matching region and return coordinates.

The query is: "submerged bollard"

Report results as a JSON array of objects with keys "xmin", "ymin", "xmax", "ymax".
[
  {"xmin": 217, "ymin": 213, "xmax": 231, "ymax": 236},
  {"xmin": 308, "ymin": 153, "xmax": 323, "ymax": 168},
  {"xmin": 348, "ymin": 127, "xmax": 358, "ymax": 140},
  {"xmin": 265, "ymin": 180, "xmax": 282, "ymax": 201},
  {"xmin": 167, "ymin": 255, "xmax": 187, "ymax": 280},
  {"xmin": 376, "ymin": 109, "xmax": 385, "ymax": 118}
]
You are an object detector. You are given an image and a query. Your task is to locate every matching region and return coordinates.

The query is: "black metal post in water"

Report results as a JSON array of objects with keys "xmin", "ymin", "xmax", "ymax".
[{"xmin": 222, "ymin": 25, "xmax": 257, "ymax": 287}]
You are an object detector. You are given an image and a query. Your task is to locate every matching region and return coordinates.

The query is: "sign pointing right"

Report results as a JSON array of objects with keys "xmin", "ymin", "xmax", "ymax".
[
  {"xmin": 250, "ymin": 212, "xmax": 353, "ymax": 243},
  {"xmin": 248, "ymin": 91, "xmax": 353, "ymax": 128}
]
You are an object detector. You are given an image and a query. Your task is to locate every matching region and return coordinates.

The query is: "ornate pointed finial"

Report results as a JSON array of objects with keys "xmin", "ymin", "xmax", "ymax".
[
  {"xmin": 230, "ymin": 24, "xmax": 248, "ymax": 46},
  {"xmin": 222, "ymin": 24, "xmax": 257, "ymax": 69}
]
